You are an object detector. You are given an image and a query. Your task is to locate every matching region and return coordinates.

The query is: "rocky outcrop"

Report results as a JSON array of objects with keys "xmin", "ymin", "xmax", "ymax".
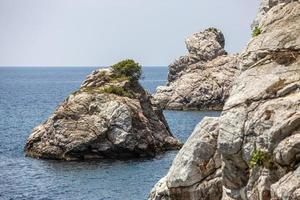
[
  {"xmin": 149, "ymin": 1, "xmax": 300, "ymax": 200},
  {"xmin": 149, "ymin": 117, "xmax": 222, "ymax": 200},
  {"xmin": 153, "ymin": 28, "xmax": 239, "ymax": 111},
  {"xmin": 154, "ymin": 55, "xmax": 239, "ymax": 111},
  {"xmin": 24, "ymin": 65, "xmax": 182, "ymax": 160},
  {"xmin": 219, "ymin": 1, "xmax": 300, "ymax": 199},
  {"xmin": 167, "ymin": 28, "xmax": 227, "ymax": 83}
]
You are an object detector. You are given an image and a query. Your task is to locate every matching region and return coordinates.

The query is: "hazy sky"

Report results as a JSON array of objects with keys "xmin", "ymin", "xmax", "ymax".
[{"xmin": 0, "ymin": 0, "xmax": 260, "ymax": 67}]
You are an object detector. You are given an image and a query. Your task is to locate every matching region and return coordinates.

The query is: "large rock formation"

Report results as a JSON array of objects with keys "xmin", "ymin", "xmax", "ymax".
[
  {"xmin": 219, "ymin": 1, "xmax": 300, "ymax": 199},
  {"xmin": 153, "ymin": 28, "xmax": 239, "ymax": 111},
  {"xmin": 167, "ymin": 28, "xmax": 227, "ymax": 83},
  {"xmin": 25, "ymin": 61, "xmax": 182, "ymax": 160},
  {"xmin": 149, "ymin": 117, "xmax": 222, "ymax": 200},
  {"xmin": 149, "ymin": 1, "xmax": 300, "ymax": 200}
]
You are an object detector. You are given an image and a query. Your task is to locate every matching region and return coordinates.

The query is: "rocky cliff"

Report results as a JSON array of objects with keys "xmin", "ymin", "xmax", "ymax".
[
  {"xmin": 152, "ymin": 28, "xmax": 239, "ymax": 111},
  {"xmin": 149, "ymin": 1, "xmax": 300, "ymax": 199},
  {"xmin": 149, "ymin": 117, "xmax": 222, "ymax": 200},
  {"xmin": 25, "ymin": 60, "xmax": 182, "ymax": 160},
  {"xmin": 220, "ymin": 1, "xmax": 300, "ymax": 199}
]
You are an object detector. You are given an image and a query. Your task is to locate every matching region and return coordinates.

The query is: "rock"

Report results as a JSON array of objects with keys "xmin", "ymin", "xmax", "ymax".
[
  {"xmin": 24, "ymin": 64, "xmax": 182, "ymax": 160},
  {"xmin": 271, "ymin": 166, "xmax": 300, "ymax": 199},
  {"xmin": 168, "ymin": 28, "xmax": 227, "ymax": 83},
  {"xmin": 251, "ymin": 0, "xmax": 295, "ymax": 29},
  {"xmin": 153, "ymin": 28, "xmax": 239, "ymax": 111},
  {"xmin": 153, "ymin": 55, "xmax": 239, "ymax": 111},
  {"xmin": 242, "ymin": 1, "xmax": 300, "ymax": 71},
  {"xmin": 149, "ymin": 1, "xmax": 300, "ymax": 200},
  {"xmin": 148, "ymin": 117, "xmax": 222, "ymax": 200},
  {"xmin": 185, "ymin": 28, "xmax": 225, "ymax": 61},
  {"xmin": 218, "ymin": 1, "xmax": 300, "ymax": 199},
  {"xmin": 274, "ymin": 133, "xmax": 300, "ymax": 166}
]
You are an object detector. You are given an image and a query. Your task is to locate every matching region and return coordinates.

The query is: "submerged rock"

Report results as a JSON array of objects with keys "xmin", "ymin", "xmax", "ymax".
[
  {"xmin": 153, "ymin": 28, "xmax": 239, "ymax": 111},
  {"xmin": 25, "ymin": 60, "xmax": 182, "ymax": 160}
]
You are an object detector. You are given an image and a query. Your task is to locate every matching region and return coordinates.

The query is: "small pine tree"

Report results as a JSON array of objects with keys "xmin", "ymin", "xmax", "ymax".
[{"xmin": 111, "ymin": 59, "xmax": 142, "ymax": 82}]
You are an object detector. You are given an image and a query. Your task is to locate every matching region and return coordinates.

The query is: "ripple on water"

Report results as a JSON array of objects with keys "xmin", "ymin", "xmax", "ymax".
[{"xmin": 0, "ymin": 67, "xmax": 220, "ymax": 200}]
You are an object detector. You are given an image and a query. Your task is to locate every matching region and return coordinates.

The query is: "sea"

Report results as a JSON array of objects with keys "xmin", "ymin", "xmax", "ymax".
[{"xmin": 0, "ymin": 67, "xmax": 220, "ymax": 200}]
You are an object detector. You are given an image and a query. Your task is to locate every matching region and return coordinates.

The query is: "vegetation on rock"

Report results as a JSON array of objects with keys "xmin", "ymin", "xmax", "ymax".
[
  {"xmin": 77, "ymin": 85, "xmax": 135, "ymax": 98},
  {"xmin": 101, "ymin": 85, "xmax": 134, "ymax": 98},
  {"xmin": 252, "ymin": 27, "xmax": 261, "ymax": 37},
  {"xmin": 111, "ymin": 59, "xmax": 142, "ymax": 82},
  {"xmin": 76, "ymin": 59, "xmax": 142, "ymax": 98},
  {"xmin": 249, "ymin": 149, "xmax": 268, "ymax": 168},
  {"xmin": 207, "ymin": 27, "xmax": 219, "ymax": 33}
]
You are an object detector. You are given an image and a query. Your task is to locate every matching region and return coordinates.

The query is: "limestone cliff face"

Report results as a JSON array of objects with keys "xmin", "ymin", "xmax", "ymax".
[
  {"xmin": 219, "ymin": 1, "xmax": 300, "ymax": 199},
  {"xmin": 149, "ymin": 1, "xmax": 300, "ymax": 200},
  {"xmin": 24, "ymin": 67, "xmax": 182, "ymax": 161},
  {"xmin": 152, "ymin": 28, "xmax": 239, "ymax": 111}
]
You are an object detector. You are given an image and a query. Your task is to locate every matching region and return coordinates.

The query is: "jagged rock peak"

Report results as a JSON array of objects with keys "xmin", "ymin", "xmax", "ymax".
[
  {"xmin": 168, "ymin": 27, "xmax": 227, "ymax": 82},
  {"xmin": 185, "ymin": 27, "xmax": 226, "ymax": 62}
]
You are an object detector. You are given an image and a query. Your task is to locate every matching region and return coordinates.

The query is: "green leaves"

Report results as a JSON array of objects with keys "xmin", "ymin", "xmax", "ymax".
[
  {"xmin": 77, "ymin": 59, "xmax": 142, "ymax": 98},
  {"xmin": 111, "ymin": 59, "xmax": 142, "ymax": 82},
  {"xmin": 249, "ymin": 149, "xmax": 274, "ymax": 169},
  {"xmin": 101, "ymin": 85, "xmax": 134, "ymax": 98},
  {"xmin": 252, "ymin": 27, "xmax": 261, "ymax": 37},
  {"xmin": 249, "ymin": 149, "xmax": 265, "ymax": 167}
]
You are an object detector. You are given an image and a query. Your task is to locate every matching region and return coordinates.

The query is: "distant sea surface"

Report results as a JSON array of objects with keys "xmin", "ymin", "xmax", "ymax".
[{"xmin": 0, "ymin": 67, "xmax": 220, "ymax": 200}]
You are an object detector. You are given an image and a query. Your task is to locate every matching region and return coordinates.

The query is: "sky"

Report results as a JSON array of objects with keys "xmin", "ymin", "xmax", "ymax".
[{"xmin": 0, "ymin": 0, "xmax": 261, "ymax": 67}]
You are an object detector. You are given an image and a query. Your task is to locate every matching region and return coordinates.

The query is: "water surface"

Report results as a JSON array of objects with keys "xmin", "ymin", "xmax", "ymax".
[{"xmin": 0, "ymin": 67, "xmax": 220, "ymax": 200}]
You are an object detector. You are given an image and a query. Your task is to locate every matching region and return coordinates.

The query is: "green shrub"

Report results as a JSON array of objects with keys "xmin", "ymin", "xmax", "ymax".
[
  {"xmin": 252, "ymin": 27, "xmax": 261, "ymax": 37},
  {"xmin": 207, "ymin": 27, "xmax": 219, "ymax": 34},
  {"xmin": 76, "ymin": 86, "xmax": 133, "ymax": 98},
  {"xmin": 111, "ymin": 59, "xmax": 142, "ymax": 82},
  {"xmin": 101, "ymin": 85, "xmax": 134, "ymax": 98},
  {"xmin": 249, "ymin": 149, "xmax": 267, "ymax": 168},
  {"xmin": 110, "ymin": 75, "xmax": 129, "ymax": 83}
]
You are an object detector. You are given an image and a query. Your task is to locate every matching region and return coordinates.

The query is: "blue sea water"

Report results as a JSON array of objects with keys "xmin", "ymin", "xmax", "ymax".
[{"xmin": 0, "ymin": 67, "xmax": 220, "ymax": 200}]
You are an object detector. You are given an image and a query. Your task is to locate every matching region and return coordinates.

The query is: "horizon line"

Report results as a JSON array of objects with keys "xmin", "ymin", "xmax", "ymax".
[{"xmin": 0, "ymin": 65, "xmax": 168, "ymax": 68}]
